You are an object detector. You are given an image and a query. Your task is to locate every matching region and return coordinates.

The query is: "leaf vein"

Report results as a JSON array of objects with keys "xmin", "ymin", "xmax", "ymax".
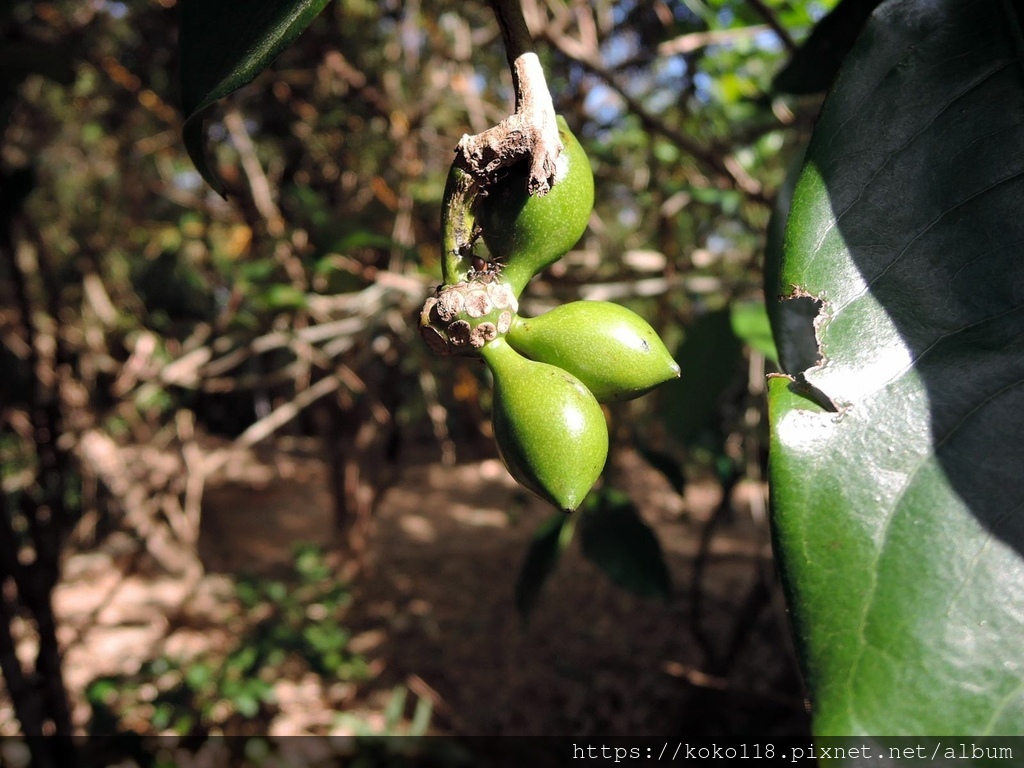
[
  {"xmin": 827, "ymin": 60, "xmax": 1014, "ymax": 240},
  {"xmin": 834, "ymin": 168, "xmax": 1024, "ymax": 317}
]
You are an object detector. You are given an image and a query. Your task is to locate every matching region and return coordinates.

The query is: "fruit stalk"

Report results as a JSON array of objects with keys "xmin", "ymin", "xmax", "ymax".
[
  {"xmin": 489, "ymin": 0, "xmax": 532, "ymax": 69},
  {"xmin": 453, "ymin": 0, "xmax": 562, "ymax": 196}
]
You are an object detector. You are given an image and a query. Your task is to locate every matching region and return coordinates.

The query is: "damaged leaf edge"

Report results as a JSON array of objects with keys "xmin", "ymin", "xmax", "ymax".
[{"xmin": 773, "ymin": 285, "xmax": 843, "ymax": 413}]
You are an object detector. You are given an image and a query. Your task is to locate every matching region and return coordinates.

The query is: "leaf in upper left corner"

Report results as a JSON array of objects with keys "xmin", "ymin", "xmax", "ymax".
[{"xmin": 179, "ymin": 0, "xmax": 331, "ymax": 196}]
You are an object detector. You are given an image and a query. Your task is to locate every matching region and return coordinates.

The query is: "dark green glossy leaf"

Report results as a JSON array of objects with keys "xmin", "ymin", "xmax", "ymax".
[
  {"xmin": 773, "ymin": 0, "xmax": 883, "ymax": 95},
  {"xmin": 579, "ymin": 489, "xmax": 671, "ymax": 600},
  {"xmin": 179, "ymin": 0, "xmax": 331, "ymax": 195},
  {"xmin": 658, "ymin": 308, "xmax": 744, "ymax": 446},
  {"xmin": 764, "ymin": 145, "xmax": 821, "ymax": 376},
  {"xmin": 770, "ymin": 0, "xmax": 1024, "ymax": 736},
  {"xmin": 514, "ymin": 512, "xmax": 573, "ymax": 617}
]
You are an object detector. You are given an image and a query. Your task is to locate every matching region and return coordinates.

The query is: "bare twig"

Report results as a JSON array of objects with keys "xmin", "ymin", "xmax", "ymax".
[
  {"xmin": 0, "ymin": 216, "xmax": 75, "ymax": 750},
  {"xmin": 177, "ymin": 410, "xmax": 205, "ymax": 546},
  {"xmin": 222, "ymin": 108, "xmax": 309, "ymax": 349},
  {"xmin": 657, "ymin": 25, "xmax": 771, "ymax": 56},
  {"xmin": 321, "ymin": 50, "xmax": 391, "ymax": 118},
  {"xmin": 406, "ymin": 673, "xmax": 463, "ymax": 727},
  {"xmin": 538, "ymin": 22, "xmax": 768, "ymax": 204},
  {"xmin": 661, "ymin": 660, "xmax": 805, "ymax": 709},
  {"xmin": 200, "ymin": 372, "xmax": 354, "ymax": 481},
  {"xmin": 744, "ymin": 0, "xmax": 796, "ymax": 52},
  {"xmin": 418, "ymin": 368, "xmax": 456, "ymax": 466},
  {"xmin": 688, "ymin": 468, "xmax": 741, "ymax": 673},
  {"xmin": 223, "ymin": 109, "xmax": 285, "ymax": 237}
]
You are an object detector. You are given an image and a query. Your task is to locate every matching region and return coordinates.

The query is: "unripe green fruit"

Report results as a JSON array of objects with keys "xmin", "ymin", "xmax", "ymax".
[
  {"xmin": 506, "ymin": 301, "xmax": 681, "ymax": 402},
  {"xmin": 477, "ymin": 116, "xmax": 594, "ymax": 296},
  {"xmin": 481, "ymin": 339, "xmax": 607, "ymax": 512}
]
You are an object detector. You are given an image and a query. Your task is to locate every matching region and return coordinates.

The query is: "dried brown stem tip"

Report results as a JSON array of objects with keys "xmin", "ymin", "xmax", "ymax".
[
  {"xmin": 456, "ymin": 54, "xmax": 562, "ymax": 195},
  {"xmin": 440, "ymin": 0, "xmax": 563, "ymax": 285}
]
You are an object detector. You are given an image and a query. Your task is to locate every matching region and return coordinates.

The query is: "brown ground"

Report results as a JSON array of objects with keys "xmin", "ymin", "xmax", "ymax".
[{"xmin": 2, "ymin": 438, "xmax": 810, "ymax": 741}]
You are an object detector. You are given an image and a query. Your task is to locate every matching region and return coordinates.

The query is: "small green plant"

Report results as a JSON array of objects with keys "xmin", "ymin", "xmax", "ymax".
[
  {"xmin": 85, "ymin": 545, "xmax": 368, "ymax": 737},
  {"xmin": 333, "ymin": 685, "xmax": 432, "ymax": 737}
]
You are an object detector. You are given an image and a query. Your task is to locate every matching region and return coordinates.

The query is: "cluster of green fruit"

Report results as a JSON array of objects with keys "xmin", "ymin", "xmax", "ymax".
[{"xmin": 421, "ymin": 117, "xmax": 679, "ymax": 512}]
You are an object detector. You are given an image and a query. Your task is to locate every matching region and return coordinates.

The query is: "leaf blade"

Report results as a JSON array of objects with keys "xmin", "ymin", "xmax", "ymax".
[
  {"xmin": 514, "ymin": 513, "xmax": 573, "ymax": 618},
  {"xmin": 730, "ymin": 299, "xmax": 779, "ymax": 366},
  {"xmin": 579, "ymin": 489, "xmax": 671, "ymax": 600},
  {"xmin": 658, "ymin": 308, "xmax": 744, "ymax": 447},
  {"xmin": 773, "ymin": 0, "xmax": 883, "ymax": 95},
  {"xmin": 179, "ymin": 0, "xmax": 331, "ymax": 194},
  {"xmin": 770, "ymin": 0, "xmax": 1024, "ymax": 736}
]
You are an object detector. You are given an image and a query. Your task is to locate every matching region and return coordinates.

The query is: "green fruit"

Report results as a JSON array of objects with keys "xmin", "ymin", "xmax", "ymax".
[
  {"xmin": 477, "ymin": 116, "xmax": 594, "ymax": 296},
  {"xmin": 506, "ymin": 301, "xmax": 680, "ymax": 402},
  {"xmin": 481, "ymin": 339, "xmax": 608, "ymax": 512}
]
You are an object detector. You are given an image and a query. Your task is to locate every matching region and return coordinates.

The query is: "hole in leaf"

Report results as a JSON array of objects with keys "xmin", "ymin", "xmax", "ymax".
[{"xmin": 774, "ymin": 287, "xmax": 824, "ymax": 376}]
